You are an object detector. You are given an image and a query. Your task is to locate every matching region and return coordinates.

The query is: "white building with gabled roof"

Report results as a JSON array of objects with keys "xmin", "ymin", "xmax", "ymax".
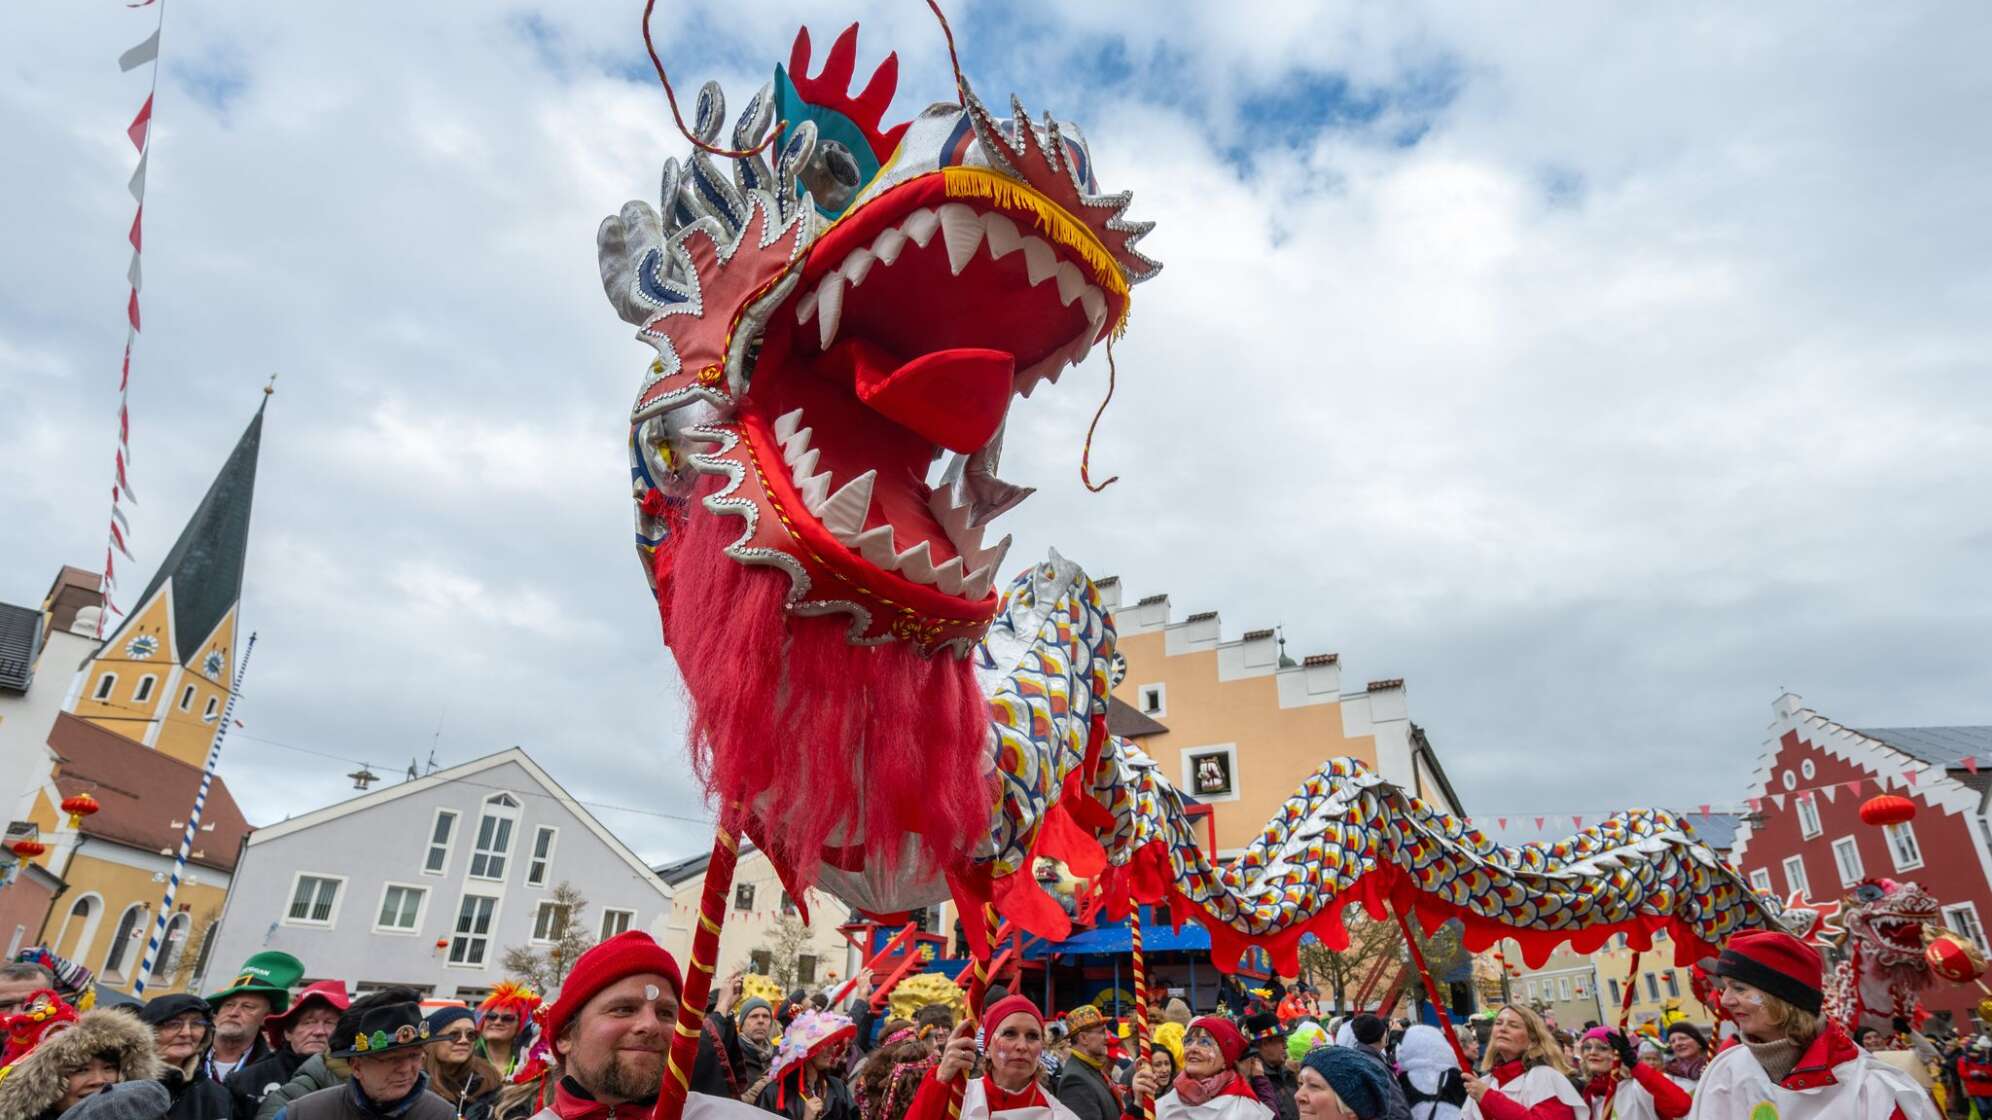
[{"xmin": 205, "ymin": 748, "xmax": 671, "ymax": 1000}]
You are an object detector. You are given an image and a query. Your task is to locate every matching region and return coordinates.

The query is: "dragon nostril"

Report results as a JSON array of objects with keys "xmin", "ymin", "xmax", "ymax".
[{"xmin": 802, "ymin": 140, "xmax": 863, "ymax": 213}]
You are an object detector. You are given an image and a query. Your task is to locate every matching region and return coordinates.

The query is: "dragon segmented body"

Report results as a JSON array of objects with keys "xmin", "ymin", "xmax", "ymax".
[{"xmin": 600, "ymin": 22, "xmax": 1784, "ymax": 971}]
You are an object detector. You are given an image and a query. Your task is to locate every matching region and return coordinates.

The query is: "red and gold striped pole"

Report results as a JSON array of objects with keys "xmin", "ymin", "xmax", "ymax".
[
  {"xmin": 654, "ymin": 804, "xmax": 743, "ymax": 1120},
  {"xmin": 1131, "ymin": 901, "xmax": 1155, "ymax": 1120},
  {"xmin": 947, "ymin": 904, "xmax": 1002, "ymax": 1119}
]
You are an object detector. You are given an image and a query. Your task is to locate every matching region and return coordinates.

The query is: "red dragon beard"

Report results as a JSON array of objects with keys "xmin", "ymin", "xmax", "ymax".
[{"xmin": 657, "ymin": 482, "xmax": 996, "ymax": 897}]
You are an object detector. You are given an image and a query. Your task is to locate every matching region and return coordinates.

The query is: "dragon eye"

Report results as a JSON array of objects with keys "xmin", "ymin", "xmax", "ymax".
[{"xmin": 1855, "ymin": 883, "xmax": 1884, "ymax": 903}]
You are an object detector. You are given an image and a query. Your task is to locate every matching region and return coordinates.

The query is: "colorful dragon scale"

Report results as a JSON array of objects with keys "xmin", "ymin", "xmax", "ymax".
[{"xmin": 601, "ymin": 25, "xmax": 1784, "ymax": 969}]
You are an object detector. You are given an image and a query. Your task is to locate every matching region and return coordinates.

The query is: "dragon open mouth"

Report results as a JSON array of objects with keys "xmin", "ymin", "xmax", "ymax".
[
  {"xmin": 1873, "ymin": 914, "xmax": 1933, "ymax": 951},
  {"xmin": 738, "ymin": 176, "xmax": 1119, "ymax": 603}
]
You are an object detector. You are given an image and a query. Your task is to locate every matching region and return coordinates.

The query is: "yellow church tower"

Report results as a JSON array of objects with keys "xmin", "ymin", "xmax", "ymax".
[{"xmin": 69, "ymin": 397, "xmax": 265, "ymax": 766}]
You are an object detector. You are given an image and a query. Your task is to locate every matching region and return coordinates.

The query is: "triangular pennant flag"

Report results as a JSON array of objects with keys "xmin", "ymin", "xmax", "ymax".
[
  {"xmin": 119, "ymin": 29, "xmax": 161, "ymax": 72},
  {"xmin": 110, "ymin": 522, "xmax": 134, "ymax": 559},
  {"xmin": 1747, "ymin": 798, "xmax": 1762, "ymax": 812},
  {"xmin": 105, "ymin": 599, "xmax": 123, "ymax": 617},
  {"xmin": 130, "ymin": 206, "xmax": 143, "ymax": 252},
  {"xmin": 1770, "ymin": 794, "xmax": 1787, "ymax": 810},
  {"xmin": 1844, "ymin": 780, "xmax": 1862, "ymax": 797},
  {"xmin": 126, "ymin": 288, "xmax": 141, "ymax": 331},
  {"xmin": 118, "ymin": 402, "xmax": 130, "ymax": 448},
  {"xmin": 127, "ymin": 94, "xmax": 154, "ymax": 152},
  {"xmin": 1573, "ymin": 816, "xmax": 1584, "ymax": 828},
  {"xmin": 1496, "ymin": 818, "xmax": 1508, "ymax": 830},
  {"xmin": 1969, "ymin": 758, "xmax": 1981, "ymax": 776},
  {"xmin": 120, "ymin": 336, "xmax": 133, "ymax": 391},
  {"xmin": 127, "ymin": 251, "xmax": 142, "ymax": 293},
  {"xmin": 1903, "ymin": 768, "xmax": 1918, "ymax": 786},
  {"xmin": 1534, "ymin": 817, "xmax": 1545, "ymax": 830},
  {"xmin": 115, "ymin": 449, "xmax": 138, "ymax": 501},
  {"xmin": 111, "ymin": 503, "xmax": 131, "ymax": 533},
  {"xmin": 128, "ymin": 150, "xmax": 148, "ymax": 201},
  {"xmin": 1820, "ymin": 785, "xmax": 1837, "ymax": 804},
  {"xmin": 1698, "ymin": 804, "xmax": 1711, "ymax": 816},
  {"xmin": 104, "ymin": 548, "xmax": 115, "ymax": 584}
]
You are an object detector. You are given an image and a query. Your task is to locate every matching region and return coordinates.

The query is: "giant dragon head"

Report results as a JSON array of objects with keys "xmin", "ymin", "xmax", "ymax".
[
  {"xmin": 599, "ymin": 25, "xmax": 1157, "ymax": 891},
  {"xmin": 1833, "ymin": 878, "xmax": 1942, "ymax": 969}
]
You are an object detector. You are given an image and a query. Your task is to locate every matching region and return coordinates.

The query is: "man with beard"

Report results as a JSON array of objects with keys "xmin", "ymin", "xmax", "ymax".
[
  {"xmin": 230, "ymin": 981, "xmax": 350, "ymax": 1119},
  {"xmin": 207, "ymin": 952, "xmax": 305, "ymax": 1083},
  {"xmin": 277, "ymin": 990, "xmax": 451, "ymax": 1119},
  {"xmin": 528, "ymin": 931, "xmax": 766, "ymax": 1120}
]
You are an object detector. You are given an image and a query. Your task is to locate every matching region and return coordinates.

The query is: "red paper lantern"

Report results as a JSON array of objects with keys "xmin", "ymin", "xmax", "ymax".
[
  {"xmin": 1860, "ymin": 794, "xmax": 1916, "ymax": 826},
  {"xmin": 60, "ymin": 792, "xmax": 100, "ymax": 829},
  {"xmin": 435, "ymin": 938, "xmax": 449, "ymax": 950},
  {"xmin": 8, "ymin": 839, "xmax": 48, "ymax": 859},
  {"xmin": 1927, "ymin": 932, "xmax": 1986, "ymax": 984}
]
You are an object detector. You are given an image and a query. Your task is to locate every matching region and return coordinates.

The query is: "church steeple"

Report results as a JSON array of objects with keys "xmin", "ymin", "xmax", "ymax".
[{"xmin": 71, "ymin": 396, "xmax": 266, "ymax": 765}]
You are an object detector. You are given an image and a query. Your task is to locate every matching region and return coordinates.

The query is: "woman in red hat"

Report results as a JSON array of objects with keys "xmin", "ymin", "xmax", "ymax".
[
  {"xmin": 1143, "ymin": 1017, "xmax": 1274, "ymax": 1120},
  {"xmin": 1460, "ymin": 1005, "xmax": 1582, "ymax": 1120},
  {"xmin": 1686, "ymin": 930, "xmax": 1937, "ymax": 1119},
  {"xmin": 905, "ymin": 995, "xmax": 1084, "ymax": 1120}
]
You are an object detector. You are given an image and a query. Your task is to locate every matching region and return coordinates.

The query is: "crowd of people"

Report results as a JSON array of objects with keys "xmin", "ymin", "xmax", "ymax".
[{"xmin": 0, "ymin": 928, "xmax": 1958, "ymax": 1120}]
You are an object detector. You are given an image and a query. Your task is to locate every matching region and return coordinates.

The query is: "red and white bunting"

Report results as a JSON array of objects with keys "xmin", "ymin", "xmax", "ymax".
[
  {"xmin": 1769, "ymin": 794, "xmax": 1787, "ymax": 811},
  {"xmin": 101, "ymin": 1, "xmax": 166, "ymax": 635},
  {"xmin": 1903, "ymin": 768, "xmax": 1920, "ymax": 786},
  {"xmin": 1843, "ymin": 779, "xmax": 1862, "ymax": 797},
  {"xmin": 1819, "ymin": 784, "xmax": 1837, "ymax": 804},
  {"xmin": 1969, "ymin": 758, "xmax": 1981, "ymax": 776}
]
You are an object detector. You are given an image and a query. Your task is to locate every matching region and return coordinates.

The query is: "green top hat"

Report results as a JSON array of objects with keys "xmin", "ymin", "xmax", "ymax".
[{"xmin": 206, "ymin": 950, "xmax": 304, "ymax": 1014}]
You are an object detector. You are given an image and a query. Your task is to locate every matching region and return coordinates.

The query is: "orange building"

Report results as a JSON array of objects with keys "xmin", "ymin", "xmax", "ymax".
[{"xmin": 1097, "ymin": 578, "xmax": 1463, "ymax": 856}]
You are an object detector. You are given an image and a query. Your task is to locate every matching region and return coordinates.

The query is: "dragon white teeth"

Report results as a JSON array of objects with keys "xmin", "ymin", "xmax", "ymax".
[
  {"xmin": 815, "ymin": 273, "xmax": 846, "ymax": 350},
  {"xmin": 813, "ymin": 470, "xmax": 876, "ymax": 539},
  {"xmin": 937, "ymin": 204, "xmax": 984, "ymax": 276},
  {"xmin": 961, "ymin": 561, "xmax": 997, "ymax": 600},
  {"xmin": 982, "ymin": 533, "xmax": 1013, "ymax": 579},
  {"xmin": 773, "ymin": 408, "xmax": 804, "ymax": 444},
  {"xmin": 1079, "ymin": 286, "xmax": 1106, "ymax": 326},
  {"xmin": 796, "ymin": 470, "xmax": 830, "ymax": 511},
  {"xmin": 900, "ymin": 207, "xmax": 940, "ymax": 248},
  {"xmin": 851, "ymin": 523, "xmax": 898, "ymax": 569},
  {"xmin": 871, "ymin": 226, "xmax": 909, "ymax": 266},
  {"xmin": 795, "ymin": 290, "xmax": 818, "ymax": 325},
  {"xmin": 782, "ymin": 426, "xmax": 813, "ymax": 459},
  {"xmin": 841, "ymin": 248, "xmax": 878, "ymax": 287},
  {"xmin": 787, "ymin": 446, "xmax": 821, "ymax": 482},
  {"xmin": 930, "ymin": 555, "xmax": 966, "ymax": 595},
  {"xmin": 1053, "ymin": 262, "xmax": 1086, "ymax": 307},
  {"xmin": 1020, "ymin": 238, "xmax": 1059, "ymax": 287},
  {"xmin": 894, "ymin": 539, "xmax": 937, "ymax": 584},
  {"xmin": 929, "ymin": 486, "xmax": 986, "ymax": 561},
  {"xmin": 983, "ymin": 212, "xmax": 1023, "ymax": 260}
]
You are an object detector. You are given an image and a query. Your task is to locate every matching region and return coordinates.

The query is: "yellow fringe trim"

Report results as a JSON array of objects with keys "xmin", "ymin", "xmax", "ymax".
[{"xmin": 942, "ymin": 166, "xmax": 1132, "ymax": 336}]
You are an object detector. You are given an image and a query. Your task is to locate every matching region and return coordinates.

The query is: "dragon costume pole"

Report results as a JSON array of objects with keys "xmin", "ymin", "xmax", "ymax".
[
  {"xmin": 1131, "ymin": 903, "xmax": 1155, "ymax": 1120},
  {"xmin": 947, "ymin": 904, "xmax": 1002, "ymax": 1120},
  {"xmin": 1616, "ymin": 950, "xmax": 1641, "ymax": 1033},
  {"xmin": 654, "ymin": 805, "xmax": 742, "ymax": 1120},
  {"xmin": 1392, "ymin": 905, "xmax": 1469, "ymax": 1068}
]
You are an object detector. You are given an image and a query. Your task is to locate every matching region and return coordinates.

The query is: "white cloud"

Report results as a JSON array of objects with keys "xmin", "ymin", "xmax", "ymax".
[{"xmin": 4, "ymin": 0, "xmax": 1989, "ymax": 870}]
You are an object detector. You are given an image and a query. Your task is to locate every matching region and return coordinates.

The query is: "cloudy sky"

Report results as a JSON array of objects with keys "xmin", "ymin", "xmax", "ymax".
[{"xmin": 5, "ymin": 2, "xmax": 1989, "ymax": 864}]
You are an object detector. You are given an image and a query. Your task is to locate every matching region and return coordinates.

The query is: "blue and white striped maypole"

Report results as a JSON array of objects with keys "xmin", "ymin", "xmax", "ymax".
[{"xmin": 132, "ymin": 631, "xmax": 255, "ymax": 998}]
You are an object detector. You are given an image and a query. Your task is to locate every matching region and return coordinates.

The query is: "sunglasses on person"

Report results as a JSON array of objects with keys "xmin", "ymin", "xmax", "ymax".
[{"xmin": 484, "ymin": 1013, "xmax": 518, "ymax": 1024}]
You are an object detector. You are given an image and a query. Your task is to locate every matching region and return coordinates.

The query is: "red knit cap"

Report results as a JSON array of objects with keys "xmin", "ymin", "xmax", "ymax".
[
  {"xmin": 1190, "ymin": 1016, "xmax": 1249, "ymax": 1065},
  {"xmin": 983, "ymin": 994, "xmax": 1044, "ymax": 1034},
  {"xmin": 542, "ymin": 931, "xmax": 685, "ymax": 1044},
  {"xmin": 1701, "ymin": 930, "xmax": 1823, "ymax": 1015}
]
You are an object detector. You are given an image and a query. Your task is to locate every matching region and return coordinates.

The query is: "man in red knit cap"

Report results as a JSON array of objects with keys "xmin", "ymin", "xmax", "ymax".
[{"xmin": 529, "ymin": 930, "xmax": 764, "ymax": 1120}]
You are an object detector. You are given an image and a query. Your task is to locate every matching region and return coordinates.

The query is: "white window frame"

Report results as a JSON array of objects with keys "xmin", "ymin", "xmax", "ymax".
[
  {"xmin": 1179, "ymin": 742, "xmax": 1241, "ymax": 804},
  {"xmin": 1883, "ymin": 821, "xmax": 1923, "ymax": 872},
  {"xmin": 1944, "ymin": 902, "xmax": 1988, "ymax": 954},
  {"xmin": 1782, "ymin": 855, "xmax": 1810, "ymax": 898},
  {"xmin": 1643, "ymin": 972, "xmax": 1660, "ymax": 999},
  {"xmin": 93, "ymin": 673, "xmax": 118, "ymax": 701},
  {"xmin": 1558, "ymin": 976, "xmax": 1571, "ymax": 1001},
  {"xmin": 374, "ymin": 882, "xmax": 429, "ymax": 934},
  {"xmin": 423, "ymin": 809, "xmax": 459, "ymax": 877},
  {"xmin": 468, "ymin": 793, "xmax": 521, "ymax": 881},
  {"xmin": 202, "ymin": 696, "xmax": 219, "ymax": 721},
  {"xmin": 132, "ymin": 673, "xmax": 157, "ymax": 704},
  {"xmin": 282, "ymin": 871, "xmax": 347, "ymax": 928},
  {"xmin": 102, "ymin": 903, "xmax": 146, "ymax": 980},
  {"xmin": 600, "ymin": 908, "xmax": 636, "ymax": 939},
  {"xmin": 1664, "ymin": 971, "xmax": 1681, "ymax": 998},
  {"xmin": 1796, "ymin": 794, "xmax": 1822, "ymax": 839},
  {"xmin": 526, "ymin": 826, "xmax": 558, "ymax": 887},
  {"xmin": 1831, "ymin": 836, "xmax": 1865, "ymax": 886},
  {"xmin": 1137, "ymin": 683, "xmax": 1167, "ymax": 718},
  {"xmin": 1524, "ymin": 980, "xmax": 1537, "ymax": 1000},
  {"xmin": 448, "ymin": 892, "xmax": 502, "ymax": 968},
  {"xmin": 531, "ymin": 900, "xmax": 571, "ymax": 944},
  {"xmin": 1749, "ymin": 868, "xmax": 1773, "ymax": 896},
  {"xmin": 178, "ymin": 683, "xmax": 197, "ymax": 711},
  {"xmin": 150, "ymin": 912, "xmax": 190, "ymax": 980}
]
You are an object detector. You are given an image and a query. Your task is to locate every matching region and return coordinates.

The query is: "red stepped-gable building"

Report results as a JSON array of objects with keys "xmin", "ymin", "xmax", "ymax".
[{"xmin": 1732, "ymin": 693, "xmax": 1992, "ymax": 1026}]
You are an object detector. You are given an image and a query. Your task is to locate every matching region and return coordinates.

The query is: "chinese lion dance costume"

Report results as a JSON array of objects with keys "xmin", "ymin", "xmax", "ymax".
[{"xmin": 598, "ymin": 22, "xmax": 1788, "ymax": 1046}]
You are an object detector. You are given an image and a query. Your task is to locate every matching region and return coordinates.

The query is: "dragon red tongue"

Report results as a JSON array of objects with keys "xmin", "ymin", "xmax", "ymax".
[{"xmin": 850, "ymin": 342, "xmax": 1016, "ymax": 453}]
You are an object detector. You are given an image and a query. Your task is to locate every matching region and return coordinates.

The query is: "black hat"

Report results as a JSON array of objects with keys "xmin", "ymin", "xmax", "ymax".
[
  {"xmin": 1351, "ymin": 1013, "xmax": 1388, "ymax": 1047},
  {"xmin": 137, "ymin": 993, "xmax": 213, "ymax": 1027},
  {"xmin": 333, "ymin": 1001, "xmax": 431, "ymax": 1058},
  {"xmin": 1664, "ymin": 1021, "xmax": 1706, "ymax": 1049},
  {"xmin": 1243, "ymin": 1010, "xmax": 1285, "ymax": 1043}
]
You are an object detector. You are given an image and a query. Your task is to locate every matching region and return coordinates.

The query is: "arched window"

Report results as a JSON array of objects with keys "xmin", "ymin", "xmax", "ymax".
[
  {"xmin": 150, "ymin": 913, "xmax": 190, "ymax": 980},
  {"xmin": 103, "ymin": 904, "xmax": 145, "ymax": 979},
  {"xmin": 132, "ymin": 674, "xmax": 157, "ymax": 703},
  {"xmin": 92, "ymin": 673, "xmax": 117, "ymax": 701},
  {"xmin": 55, "ymin": 895, "xmax": 100, "ymax": 962},
  {"xmin": 468, "ymin": 793, "xmax": 520, "ymax": 880}
]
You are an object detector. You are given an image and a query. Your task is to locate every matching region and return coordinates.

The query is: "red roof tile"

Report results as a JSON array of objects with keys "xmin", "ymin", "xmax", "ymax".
[{"xmin": 47, "ymin": 713, "xmax": 251, "ymax": 871}]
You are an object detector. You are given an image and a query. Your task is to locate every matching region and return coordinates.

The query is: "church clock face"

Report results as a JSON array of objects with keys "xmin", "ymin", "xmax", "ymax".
[
  {"xmin": 1108, "ymin": 651, "xmax": 1128, "ymax": 689},
  {"xmin": 124, "ymin": 634, "xmax": 159, "ymax": 660},
  {"xmin": 202, "ymin": 650, "xmax": 226, "ymax": 680}
]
